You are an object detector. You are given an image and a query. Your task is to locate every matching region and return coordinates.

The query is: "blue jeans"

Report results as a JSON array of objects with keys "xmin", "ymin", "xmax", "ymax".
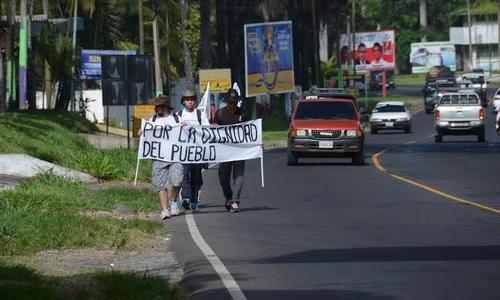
[{"xmin": 181, "ymin": 164, "xmax": 203, "ymax": 204}]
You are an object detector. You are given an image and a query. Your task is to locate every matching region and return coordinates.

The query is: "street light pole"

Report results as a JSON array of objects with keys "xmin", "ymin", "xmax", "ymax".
[
  {"xmin": 138, "ymin": 0, "xmax": 144, "ymax": 54},
  {"xmin": 467, "ymin": 0, "xmax": 473, "ymax": 70}
]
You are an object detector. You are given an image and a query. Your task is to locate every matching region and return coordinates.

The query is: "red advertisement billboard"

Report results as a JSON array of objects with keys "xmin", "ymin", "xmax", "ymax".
[{"xmin": 339, "ymin": 30, "xmax": 395, "ymax": 71}]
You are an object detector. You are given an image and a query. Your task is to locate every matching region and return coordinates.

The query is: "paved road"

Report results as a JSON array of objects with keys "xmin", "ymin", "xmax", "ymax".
[{"xmin": 168, "ymin": 107, "xmax": 500, "ymax": 299}]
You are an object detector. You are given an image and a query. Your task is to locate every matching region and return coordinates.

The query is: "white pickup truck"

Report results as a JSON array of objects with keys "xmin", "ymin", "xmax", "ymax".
[{"xmin": 434, "ymin": 92, "xmax": 485, "ymax": 143}]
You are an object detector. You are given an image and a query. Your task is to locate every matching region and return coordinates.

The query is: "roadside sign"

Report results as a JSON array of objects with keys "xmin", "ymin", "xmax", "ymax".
[
  {"xmin": 133, "ymin": 105, "xmax": 155, "ymax": 138},
  {"xmin": 410, "ymin": 41, "xmax": 456, "ymax": 73},
  {"xmin": 81, "ymin": 49, "xmax": 136, "ymax": 79},
  {"xmin": 244, "ymin": 21, "xmax": 295, "ymax": 97},
  {"xmin": 199, "ymin": 69, "xmax": 231, "ymax": 93}
]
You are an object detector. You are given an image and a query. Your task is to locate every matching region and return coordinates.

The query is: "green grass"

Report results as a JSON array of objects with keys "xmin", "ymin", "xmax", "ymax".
[
  {"xmin": 263, "ymin": 131, "xmax": 288, "ymax": 141},
  {"xmin": 0, "ymin": 263, "xmax": 184, "ymax": 299},
  {"xmin": 0, "ymin": 110, "xmax": 151, "ymax": 182},
  {"xmin": 0, "ymin": 173, "xmax": 164, "ymax": 256},
  {"xmin": 394, "ymin": 74, "xmax": 426, "ymax": 86}
]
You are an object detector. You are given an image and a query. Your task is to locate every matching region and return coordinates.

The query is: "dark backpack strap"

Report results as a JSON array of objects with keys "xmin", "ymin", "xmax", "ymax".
[
  {"xmin": 173, "ymin": 113, "xmax": 180, "ymax": 123},
  {"xmin": 178, "ymin": 109, "xmax": 183, "ymax": 117},
  {"xmin": 196, "ymin": 109, "xmax": 202, "ymax": 125},
  {"xmin": 152, "ymin": 115, "xmax": 157, "ymax": 122}
]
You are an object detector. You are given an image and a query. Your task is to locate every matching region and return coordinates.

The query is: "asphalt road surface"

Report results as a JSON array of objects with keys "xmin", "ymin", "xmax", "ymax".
[{"xmin": 168, "ymin": 105, "xmax": 500, "ymax": 300}]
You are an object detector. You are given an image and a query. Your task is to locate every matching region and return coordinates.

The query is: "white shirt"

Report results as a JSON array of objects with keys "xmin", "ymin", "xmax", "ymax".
[
  {"xmin": 370, "ymin": 58, "xmax": 392, "ymax": 68},
  {"xmin": 180, "ymin": 108, "xmax": 210, "ymax": 125},
  {"xmin": 148, "ymin": 113, "xmax": 180, "ymax": 126}
]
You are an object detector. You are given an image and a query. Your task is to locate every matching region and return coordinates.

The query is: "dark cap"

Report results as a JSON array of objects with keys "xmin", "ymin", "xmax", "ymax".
[{"xmin": 224, "ymin": 88, "xmax": 240, "ymax": 103}]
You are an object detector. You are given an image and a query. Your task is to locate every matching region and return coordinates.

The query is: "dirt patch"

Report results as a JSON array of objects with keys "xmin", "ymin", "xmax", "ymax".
[
  {"xmin": 79, "ymin": 209, "xmax": 157, "ymax": 221},
  {"xmin": 34, "ymin": 236, "xmax": 183, "ymax": 282}
]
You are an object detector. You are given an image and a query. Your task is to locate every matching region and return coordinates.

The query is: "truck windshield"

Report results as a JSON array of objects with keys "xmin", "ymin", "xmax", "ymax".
[
  {"xmin": 295, "ymin": 101, "xmax": 357, "ymax": 120},
  {"xmin": 440, "ymin": 94, "xmax": 479, "ymax": 105}
]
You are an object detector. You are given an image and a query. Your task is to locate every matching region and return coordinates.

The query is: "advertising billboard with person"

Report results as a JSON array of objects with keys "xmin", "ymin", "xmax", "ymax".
[
  {"xmin": 339, "ymin": 30, "xmax": 396, "ymax": 71},
  {"xmin": 410, "ymin": 41, "xmax": 456, "ymax": 73}
]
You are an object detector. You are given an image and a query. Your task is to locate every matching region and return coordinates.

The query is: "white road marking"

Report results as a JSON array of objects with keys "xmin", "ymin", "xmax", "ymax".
[{"xmin": 185, "ymin": 212, "xmax": 247, "ymax": 300}]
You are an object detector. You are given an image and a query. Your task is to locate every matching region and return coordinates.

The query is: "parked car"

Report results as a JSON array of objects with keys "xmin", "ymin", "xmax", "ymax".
[
  {"xmin": 287, "ymin": 93, "xmax": 365, "ymax": 166},
  {"xmin": 434, "ymin": 92, "xmax": 485, "ymax": 143},
  {"xmin": 370, "ymin": 101, "xmax": 412, "ymax": 134},
  {"xmin": 369, "ymin": 70, "xmax": 395, "ymax": 90}
]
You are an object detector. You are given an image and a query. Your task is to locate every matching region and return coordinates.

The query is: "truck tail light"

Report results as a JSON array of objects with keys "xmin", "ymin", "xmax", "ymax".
[
  {"xmin": 479, "ymin": 108, "xmax": 484, "ymax": 120},
  {"xmin": 435, "ymin": 109, "xmax": 440, "ymax": 120}
]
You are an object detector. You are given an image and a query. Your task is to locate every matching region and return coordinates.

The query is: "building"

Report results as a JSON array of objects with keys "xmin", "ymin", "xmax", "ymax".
[{"xmin": 449, "ymin": 6, "xmax": 499, "ymax": 72}]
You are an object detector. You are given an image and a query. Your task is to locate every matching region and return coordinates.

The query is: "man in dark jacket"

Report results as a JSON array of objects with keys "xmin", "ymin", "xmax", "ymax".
[{"xmin": 213, "ymin": 88, "xmax": 249, "ymax": 212}]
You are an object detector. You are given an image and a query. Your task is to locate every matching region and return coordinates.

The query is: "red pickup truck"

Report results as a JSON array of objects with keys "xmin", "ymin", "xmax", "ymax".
[{"xmin": 287, "ymin": 94, "xmax": 365, "ymax": 165}]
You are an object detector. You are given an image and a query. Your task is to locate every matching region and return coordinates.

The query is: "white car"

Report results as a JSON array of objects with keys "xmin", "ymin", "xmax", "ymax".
[
  {"xmin": 492, "ymin": 88, "xmax": 500, "ymax": 114},
  {"xmin": 370, "ymin": 101, "xmax": 412, "ymax": 134}
]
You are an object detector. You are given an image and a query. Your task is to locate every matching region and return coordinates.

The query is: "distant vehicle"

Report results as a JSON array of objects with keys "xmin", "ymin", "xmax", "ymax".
[
  {"xmin": 491, "ymin": 88, "xmax": 500, "ymax": 114},
  {"xmin": 427, "ymin": 66, "xmax": 454, "ymax": 78},
  {"xmin": 434, "ymin": 92, "xmax": 485, "ymax": 143},
  {"xmin": 370, "ymin": 101, "xmax": 412, "ymax": 134},
  {"xmin": 287, "ymin": 92, "xmax": 366, "ymax": 166},
  {"xmin": 422, "ymin": 78, "xmax": 457, "ymax": 113},
  {"xmin": 369, "ymin": 70, "xmax": 395, "ymax": 90},
  {"xmin": 458, "ymin": 73, "xmax": 488, "ymax": 106}
]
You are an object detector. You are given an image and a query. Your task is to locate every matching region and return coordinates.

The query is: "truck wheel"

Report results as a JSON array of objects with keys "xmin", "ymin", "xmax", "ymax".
[
  {"xmin": 371, "ymin": 127, "xmax": 378, "ymax": 134},
  {"xmin": 435, "ymin": 134, "xmax": 443, "ymax": 143},
  {"xmin": 425, "ymin": 109, "xmax": 432, "ymax": 114},
  {"xmin": 287, "ymin": 149, "xmax": 298, "ymax": 166},
  {"xmin": 405, "ymin": 126, "xmax": 412, "ymax": 134},
  {"xmin": 352, "ymin": 151, "xmax": 365, "ymax": 166},
  {"xmin": 477, "ymin": 130, "xmax": 485, "ymax": 143}
]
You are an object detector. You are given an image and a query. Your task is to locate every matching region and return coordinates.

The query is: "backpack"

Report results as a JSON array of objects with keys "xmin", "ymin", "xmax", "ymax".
[
  {"xmin": 152, "ymin": 113, "xmax": 180, "ymax": 123},
  {"xmin": 178, "ymin": 109, "xmax": 202, "ymax": 125}
]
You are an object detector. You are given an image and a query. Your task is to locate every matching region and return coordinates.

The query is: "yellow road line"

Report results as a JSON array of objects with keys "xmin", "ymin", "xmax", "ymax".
[{"xmin": 371, "ymin": 141, "xmax": 500, "ymax": 215}]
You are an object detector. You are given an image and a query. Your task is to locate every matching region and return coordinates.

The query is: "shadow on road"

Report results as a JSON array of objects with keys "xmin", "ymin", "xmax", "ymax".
[{"xmin": 252, "ymin": 245, "xmax": 500, "ymax": 264}]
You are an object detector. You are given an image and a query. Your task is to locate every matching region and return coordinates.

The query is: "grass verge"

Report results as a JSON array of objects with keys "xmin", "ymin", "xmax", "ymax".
[
  {"xmin": 0, "ymin": 263, "xmax": 185, "ymax": 299},
  {"xmin": 0, "ymin": 110, "xmax": 151, "ymax": 182},
  {"xmin": 0, "ymin": 173, "xmax": 163, "ymax": 256},
  {"xmin": 394, "ymin": 74, "xmax": 426, "ymax": 86}
]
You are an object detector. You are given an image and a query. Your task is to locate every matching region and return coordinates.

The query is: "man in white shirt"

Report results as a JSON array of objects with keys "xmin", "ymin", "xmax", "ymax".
[
  {"xmin": 370, "ymin": 42, "xmax": 392, "ymax": 68},
  {"xmin": 178, "ymin": 89, "xmax": 210, "ymax": 211},
  {"xmin": 140, "ymin": 95, "xmax": 183, "ymax": 220}
]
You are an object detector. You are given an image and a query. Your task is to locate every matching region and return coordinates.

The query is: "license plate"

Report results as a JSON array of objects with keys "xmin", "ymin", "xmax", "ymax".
[
  {"xmin": 451, "ymin": 122, "xmax": 467, "ymax": 127},
  {"xmin": 319, "ymin": 141, "xmax": 334, "ymax": 149},
  {"xmin": 385, "ymin": 122, "xmax": 394, "ymax": 127}
]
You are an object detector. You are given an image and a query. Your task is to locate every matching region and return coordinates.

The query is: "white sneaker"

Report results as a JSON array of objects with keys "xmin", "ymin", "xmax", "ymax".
[
  {"xmin": 170, "ymin": 202, "xmax": 180, "ymax": 216},
  {"xmin": 230, "ymin": 201, "xmax": 240, "ymax": 213},
  {"xmin": 160, "ymin": 209, "xmax": 170, "ymax": 220}
]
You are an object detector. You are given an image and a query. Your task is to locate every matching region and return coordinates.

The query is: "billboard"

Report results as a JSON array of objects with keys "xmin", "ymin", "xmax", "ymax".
[
  {"xmin": 199, "ymin": 69, "xmax": 231, "ymax": 93},
  {"xmin": 410, "ymin": 41, "xmax": 456, "ymax": 73},
  {"xmin": 244, "ymin": 21, "xmax": 295, "ymax": 97},
  {"xmin": 81, "ymin": 49, "xmax": 136, "ymax": 79},
  {"xmin": 339, "ymin": 30, "xmax": 395, "ymax": 71}
]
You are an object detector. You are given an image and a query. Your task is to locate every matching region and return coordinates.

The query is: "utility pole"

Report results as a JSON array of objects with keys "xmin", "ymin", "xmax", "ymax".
[
  {"xmin": 138, "ymin": 0, "xmax": 144, "ymax": 54},
  {"xmin": 69, "ymin": 0, "xmax": 78, "ymax": 111},
  {"xmin": 7, "ymin": 0, "xmax": 16, "ymax": 107},
  {"xmin": 420, "ymin": 0, "xmax": 427, "ymax": 42},
  {"xmin": 152, "ymin": 2, "xmax": 163, "ymax": 95},
  {"xmin": 19, "ymin": 0, "xmax": 27, "ymax": 109},
  {"xmin": 352, "ymin": 0, "xmax": 356, "ymax": 74},
  {"xmin": 467, "ymin": 0, "xmax": 473, "ymax": 70},
  {"xmin": 311, "ymin": 0, "xmax": 320, "ymax": 86},
  {"xmin": 165, "ymin": 7, "xmax": 171, "ymax": 95}
]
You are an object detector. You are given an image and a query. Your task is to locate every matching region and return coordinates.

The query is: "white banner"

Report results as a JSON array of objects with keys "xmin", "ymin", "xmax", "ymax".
[{"xmin": 138, "ymin": 119, "xmax": 263, "ymax": 163}]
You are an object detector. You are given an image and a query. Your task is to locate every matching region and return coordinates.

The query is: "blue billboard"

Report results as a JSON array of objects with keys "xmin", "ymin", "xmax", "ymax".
[
  {"xmin": 244, "ymin": 21, "xmax": 295, "ymax": 97},
  {"xmin": 81, "ymin": 49, "xmax": 136, "ymax": 79}
]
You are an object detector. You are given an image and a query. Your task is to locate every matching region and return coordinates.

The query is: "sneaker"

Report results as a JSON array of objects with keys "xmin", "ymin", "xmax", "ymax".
[
  {"xmin": 160, "ymin": 209, "xmax": 170, "ymax": 220},
  {"xmin": 170, "ymin": 202, "xmax": 181, "ymax": 216},
  {"xmin": 225, "ymin": 200, "xmax": 232, "ymax": 211},
  {"xmin": 182, "ymin": 198, "xmax": 191, "ymax": 210},
  {"xmin": 230, "ymin": 201, "xmax": 240, "ymax": 213},
  {"xmin": 190, "ymin": 202, "xmax": 198, "ymax": 211}
]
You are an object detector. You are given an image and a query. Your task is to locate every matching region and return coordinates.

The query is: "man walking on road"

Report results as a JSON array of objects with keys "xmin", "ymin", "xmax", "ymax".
[
  {"xmin": 213, "ymin": 88, "xmax": 250, "ymax": 212},
  {"xmin": 178, "ymin": 90, "xmax": 210, "ymax": 211},
  {"xmin": 141, "ymin": 95, "xmax": 183, "ymax": 220}
]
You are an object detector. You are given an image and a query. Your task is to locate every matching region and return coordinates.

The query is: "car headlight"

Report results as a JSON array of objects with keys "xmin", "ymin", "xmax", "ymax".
[
  {"xmin": 397, "ymin": 118, "xmax": 408, "ymax": 121},
  {"xmin": 345, "ymin": 130, "xmax": 357, "ymax": 137},
  {"xmin": 370, "ymin": 118, "xmax": 381, "ymax": 122},
  {"xmin": 296, "ymin": 129, "xmax": 307, "ymax": 137}
]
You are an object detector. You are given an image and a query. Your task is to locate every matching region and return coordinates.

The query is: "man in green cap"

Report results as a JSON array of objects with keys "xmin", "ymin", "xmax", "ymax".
[{"xmin": 178, "ymin": 89, "xmax": 210, "ymax": 210}]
